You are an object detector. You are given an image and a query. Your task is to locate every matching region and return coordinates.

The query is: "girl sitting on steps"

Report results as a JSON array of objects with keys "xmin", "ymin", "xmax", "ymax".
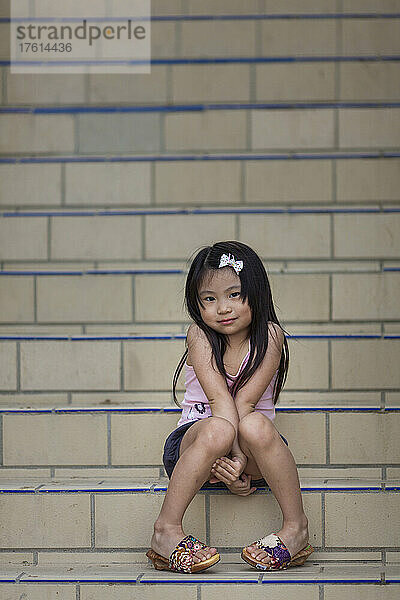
[{"xmin": 147, "ymin": 240, "xmax": 314, "ymax": 574}]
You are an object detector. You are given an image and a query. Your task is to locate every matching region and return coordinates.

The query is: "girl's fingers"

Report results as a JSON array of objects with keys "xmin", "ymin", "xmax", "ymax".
[
  {"xmin": 208, "ymin": 476, "xmax": 220, "ymax": 483},
  {"xmin": 212, "ymin": 458, "xmax": 242, "ymax": 481},
  {"xmin": 219, "ymin": 463, "xmax": 240, "ymax": 479},
  {"xmin": 215, "ymin": 465, "xmax": 239, "ymax": 479},
  {"xmin": 220, "ymin": 457, "xmax": 236, "ymax": 467},
  {"xmin": 214, "ymin": 475, "xmax": 231, "ymax": 485},
  {"xmin": 212, "ymin": 456, "xmax": 229, "ymax": 468},
  {"xmin": 225, "ymin": 458, "xmax": 244, "ymax": 473},
  {"xmin": 215, "ymin": 459, "xmax": 237, "ymax": 474},
  {"xmin": 236, "ymin": 486, "xmax": 256, "ymax": 496},
  {"xmin": 246, "ymin": 488, "xmax": 257, "ymax": 496},
  {"xmin": 213, "ymin": 464, "xmax": 237, "ymax": 481},
  {"xmin": 229, "ymin": 480, "xmax": 248, "ymax": 491},
  {"xmin": 215, "ymin": 466, "xmax": 239, "ymax": 484},
  {"xmin": 219, "ymin": 470, "xmax": 236, "ymax": 484},
  {"xmin": 210, "ymin": 468, "xmax": 235, "ymax": 485},
  {"xmin": 229, "ymin": 476, "xmax": 257, "ymax": 495}
]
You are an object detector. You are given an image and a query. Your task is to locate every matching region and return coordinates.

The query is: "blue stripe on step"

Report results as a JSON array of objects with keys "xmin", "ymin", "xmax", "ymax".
[
  {"xmin": 2, "ymin": 101, "xmax": 400, "ymax": 114},
  {"xmin": 2, "ymin": 55, "xmax": 400, "ymax": 66},
  {"xmin": 0, "ymin": 269, "xmax": 184, "ymax": 276},
  {"xmin": 0, "ymin": 407, "xmax": 389, "ymax": 414},
  {"xmin": 1, "ymin": 151, "xmax": 399, "ymax": 164},
  {"xmin": 4, "ymin": 13, "xmax": 400, "ymax": 23},
  {"xmin": 2, "ymin": 207, "xmax": 400, "ymax": 217}
]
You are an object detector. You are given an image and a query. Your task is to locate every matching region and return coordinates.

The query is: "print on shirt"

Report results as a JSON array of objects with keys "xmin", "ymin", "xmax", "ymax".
[{"xmin": 186, "ymin": 403, "xmax": 209, "ymax": 422}]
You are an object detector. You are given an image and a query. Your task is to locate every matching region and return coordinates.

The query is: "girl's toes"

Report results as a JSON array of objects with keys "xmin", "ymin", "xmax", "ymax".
[
  {"xmin": 195, "ymin": 550, "xmax": 206, "ymax": 563},
  {"xmin": 261, "ymin": 553, "xmax": 272, "ymax": 564},
  {"xmin": 248, "ymin": 546, "xmax": 260, "ymax": 558},
  {"xmin": 255, "ymin": 550, "xmax": 271, "ymax": 564},
  {"xmin": 254, "ymin": 550, "xmax": 271, "ymax": 564},
  {"xmin": 193, "ymin": 553, "xmax": 202, "ymax": 563},
  {"xmin": 194, "ymin": 547, "xmax": 212, "ymax": 563},
  {"xmin": 245, "ymin": 544, "xmax": 272, "ymax": 564}
]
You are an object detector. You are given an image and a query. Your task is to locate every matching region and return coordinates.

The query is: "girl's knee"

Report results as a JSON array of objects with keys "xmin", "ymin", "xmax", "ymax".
[
  {"xmin": 238, "ymin": 412, "xmax": 278, "ymax": 448},
  {"xmin": 201, "ymin": 417, "xmax": 235, "ymax": 453}
]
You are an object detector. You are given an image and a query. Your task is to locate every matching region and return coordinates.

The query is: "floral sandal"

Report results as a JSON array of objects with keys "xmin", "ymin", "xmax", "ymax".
[
  {"xmin": 241, "ymin": 532, "xmax": 314, "ymax": 571},
  {"xmin": 146, "ymin": 534, "xmax": 220, "ymax": 574}
]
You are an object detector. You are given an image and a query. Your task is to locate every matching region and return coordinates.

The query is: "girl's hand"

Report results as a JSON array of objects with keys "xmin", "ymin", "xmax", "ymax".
[
  {"xmin": 210, "ymin": 456, "xmax": 246, "ymax": 485},
  {"xmin": 231, "ymin": 453, "xmax": 248, "ymax": 475},
  {"xmin": 208, "ymin": 474, "xmax": 221, "ymax": 484},
  {"xmin": 226, "ymin": 473, "xmax": 257, "ymax": 496}
]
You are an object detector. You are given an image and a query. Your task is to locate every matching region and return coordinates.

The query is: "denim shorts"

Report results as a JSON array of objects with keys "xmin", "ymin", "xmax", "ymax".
[{"xmin": 162, "ymin": 418, "xmax": 289, "ymax": 490}]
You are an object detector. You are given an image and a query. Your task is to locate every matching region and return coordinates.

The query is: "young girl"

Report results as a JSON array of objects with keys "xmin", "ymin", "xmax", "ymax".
[{"xmin": 146, "ymin": 241, "xmax": 314, "ymax": 574}]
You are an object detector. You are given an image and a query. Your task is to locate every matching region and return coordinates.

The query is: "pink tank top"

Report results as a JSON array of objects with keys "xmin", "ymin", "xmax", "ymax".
[{"xmin": 177, "ymin": 339, "xmax": 277, "ymax": 427}]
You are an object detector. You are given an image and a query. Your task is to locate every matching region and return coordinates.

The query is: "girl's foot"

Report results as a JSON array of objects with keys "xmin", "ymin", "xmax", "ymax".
[
  {"xmin": 151, "ymin": 523, "xmax": 218, "ymax": 564},
  {"xmin": 245, "ymin": 520, "xmax": 309, "ymax": 566}
]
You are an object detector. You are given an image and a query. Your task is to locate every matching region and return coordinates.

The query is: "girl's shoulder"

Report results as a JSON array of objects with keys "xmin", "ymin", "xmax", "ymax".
[
  {"xmin": 186, "ymin": 323, "xmax": 208, "ymax": 345},
  {"xmin": 186, "ymin": 323, "xmax": 214, "ymax": 367},
  {"xmin": 267, "ymin": 320, "xmax": 283, "ymax": 332},
  {"xmin": 267, "ymin": 321, "xmax": 285, "ymax": 350}
]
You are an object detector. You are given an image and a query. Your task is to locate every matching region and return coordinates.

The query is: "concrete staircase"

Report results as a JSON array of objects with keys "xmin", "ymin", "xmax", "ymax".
[
  {"xmin": 0, "ymin": 380, "xmax": 399, "ymax": 596},
  {"xmin": 0, "ymin": 0, "xmax": 400, "ymax": 598}
]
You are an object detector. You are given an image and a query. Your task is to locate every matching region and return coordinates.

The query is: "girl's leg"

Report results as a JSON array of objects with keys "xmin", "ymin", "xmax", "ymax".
[
  {"xmin": 151, "ymin": 416, "xmax": 235, "ymax": 564},
  {"xmin": 237, "ymin": 412, "xmax": 309, "ymax": 565}
]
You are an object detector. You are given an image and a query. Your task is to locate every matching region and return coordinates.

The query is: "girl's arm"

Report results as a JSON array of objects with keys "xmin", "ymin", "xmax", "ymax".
[
  {"xmin": 186, "ymin": 324, "xmax": 242, "ymax": 434},
  {"xmin": 223, "ymin": 323, "xmax": 283, "ymax": 466},
  {"xmin": 234, "ymin": 322, "xmax": 284, "ymax": 419},
  {"xmin": 187, "ymin": 324, "xmax": 248, "ymax": 477},
  {"xmin": 210, "ymin": 323, "xmax": 285, "ymax": 485}
]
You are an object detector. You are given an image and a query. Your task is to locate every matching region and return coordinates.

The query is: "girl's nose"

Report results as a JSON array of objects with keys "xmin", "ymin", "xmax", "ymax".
[{"xmin": 217, "ymin": 302, "xmax": 232, "ymax": 314}]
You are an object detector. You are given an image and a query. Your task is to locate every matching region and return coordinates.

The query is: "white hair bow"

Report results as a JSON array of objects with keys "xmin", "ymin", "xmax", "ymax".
[{"xmin": 218, "ymin": 253, "xmax": 244, "ymax": 275}]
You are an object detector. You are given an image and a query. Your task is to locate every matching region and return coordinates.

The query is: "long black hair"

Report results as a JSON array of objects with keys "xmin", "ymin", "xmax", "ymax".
[{"xmin": 172, "ymin": 241, "xmax": 289, "ymax": 407}]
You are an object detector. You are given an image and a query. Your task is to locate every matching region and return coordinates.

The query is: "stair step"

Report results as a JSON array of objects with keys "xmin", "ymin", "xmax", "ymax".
[
  {"xmin": 0, "ymin": 478, "xmax": 399, "ymax": 553},
  {"xmin": 1, "ymin": 408, "xmax": 398, "ymax": 469},
  {"xmin": 1, "ymin": 554, "xmax": 399, "ymax": 599},
  {"xmin": 1, "ymin": 334, "xmax": 399, "ymax": 401},
  {"xmin": 0, "ymin": 476, "xmax": 398, "ymax": 492},
  {"xmin": 1, "ymin": 265, "xmax": 399, "ymax": 328},
  {"xmin": 0, "ymin": 559, "xmax": 398, "ymax": 584}
]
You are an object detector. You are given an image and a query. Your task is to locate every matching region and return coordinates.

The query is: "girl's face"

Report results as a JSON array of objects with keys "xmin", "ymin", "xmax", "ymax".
[{"xmin": 197, "ymin": 268, "xmax": 252, "ymax": 338}]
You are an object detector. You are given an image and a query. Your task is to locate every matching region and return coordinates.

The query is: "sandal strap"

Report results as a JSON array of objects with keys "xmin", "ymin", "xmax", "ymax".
[
  {"xmin": 169, "ymin": 535, "xmax": 207, "ymax": 573},
  {"xmin": 254, "ymin": 533, "xmax": 291, "ymax": 569}
]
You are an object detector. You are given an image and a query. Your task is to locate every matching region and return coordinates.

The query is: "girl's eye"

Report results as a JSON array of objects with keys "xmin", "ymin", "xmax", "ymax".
[{"xmin": 204, "ymin": 292, "xmax": 240, "ymax": 302}]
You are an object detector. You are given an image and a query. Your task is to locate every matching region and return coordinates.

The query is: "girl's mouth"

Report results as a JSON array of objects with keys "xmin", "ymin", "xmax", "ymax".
[{"xmin": 218, "ymin": 318, "xmax": 237, "ymax": 324}]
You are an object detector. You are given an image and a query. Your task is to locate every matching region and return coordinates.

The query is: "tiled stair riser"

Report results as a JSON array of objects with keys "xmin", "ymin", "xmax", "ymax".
[
  {"xmin": 0, "ymin": 484, "xmax": 399, "ymax": 551},
  {"xmin": 0, "ymin": 410, "xmax": 399, "ymax": 468},
  {"xmin": 2, "ymin": 108, "xmax": 400, "ymax": 155},
  {"xmin": 1, "ymin": 336, "xmax": 400, "ymax": 395},
  {"xmin": 1, "ymin": 157, "xmax": 400, "ymax": 209},
  {"xmin": 0, "ymin": 269, "xmax": 400, "ymax": 324}
]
